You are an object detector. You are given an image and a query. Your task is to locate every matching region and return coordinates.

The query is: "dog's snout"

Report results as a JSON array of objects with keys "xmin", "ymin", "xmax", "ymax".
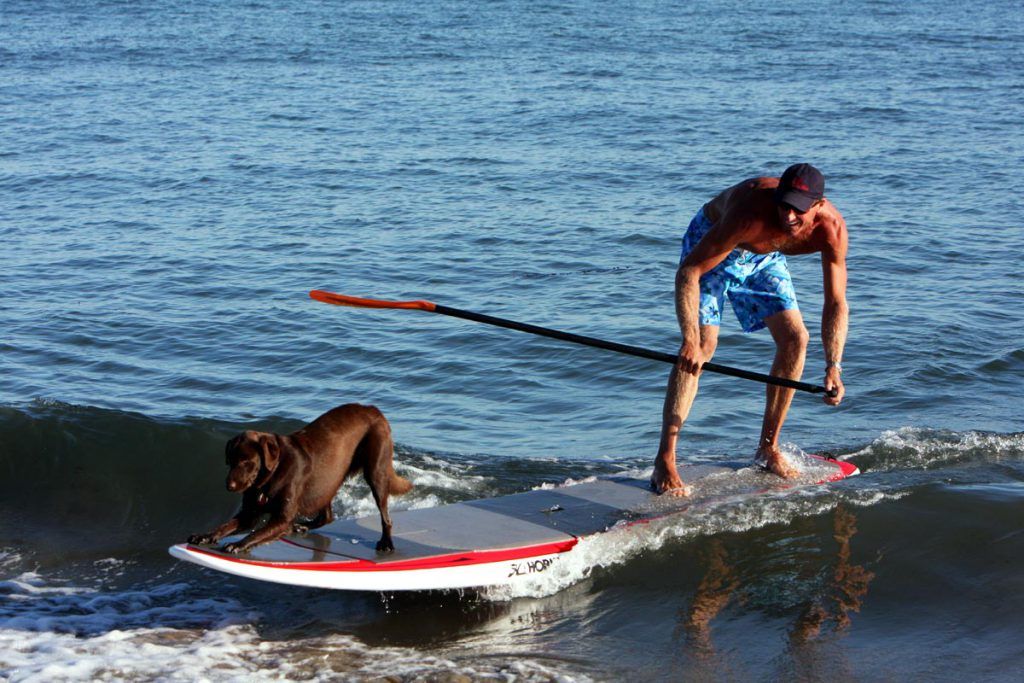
[{"xmin": 226, "ymin": 478, "xmax": 239, "ymax": 491}]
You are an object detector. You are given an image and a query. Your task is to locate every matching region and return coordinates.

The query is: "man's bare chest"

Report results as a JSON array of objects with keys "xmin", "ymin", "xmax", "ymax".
[{"xmin": 739, "ymin": 234, "xmax": 820, "ymax": 256}]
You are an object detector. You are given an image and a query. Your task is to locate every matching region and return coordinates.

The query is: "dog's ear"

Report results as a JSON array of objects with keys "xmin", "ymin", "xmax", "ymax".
[
  {"xmin": 259, "ymin": 434, "xmax": 281, "ymax": 473},
  {"xmin": 225, "ymin": 433, "xmax": 245, "ymax": 463}
]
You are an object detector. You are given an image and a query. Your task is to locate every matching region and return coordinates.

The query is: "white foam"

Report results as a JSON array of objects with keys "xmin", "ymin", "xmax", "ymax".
[
  {"xmin": 0, "ymin": 549, "xmax": 22, "ymax": 574},
  {"xmin": 483, "ymin": 484, "xmax": 903, "ymax": 601},
  {"xmin": 396, "ymin": 460, "xmax": 488, "ymax": 493},
  {"xmin": 534, "ymin": 475, "xmax": 599, "ymax": 490},
  {"xmin": 1, "ymin": 572, "xmax": 88, "ymax": 598},
  {"xmin": 616, "ymin": 465, "xmax": 655, "ymax": 479},
  {"xmin": 1, "ymin": 575, "xmax": 259, "ymax": 681},
  {"xmin": 615, "ymin": 447, "xmax": 841, "ymax": 483},
  {"xmin": 848, "ymin": 426, "xmax": 1024, "ymax": 469},
  {"xmin": 0, "ymin": 570, "xmax": 592, "ymax": 682},
  {"xmin": 329, "ymin": 458, "xmax": 491, "ymax": 519}
]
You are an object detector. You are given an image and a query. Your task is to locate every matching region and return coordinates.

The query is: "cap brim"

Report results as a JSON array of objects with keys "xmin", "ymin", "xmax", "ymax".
[{"xmin": 774, "ymin": 190, "xmax": 814, "ymax": 213}]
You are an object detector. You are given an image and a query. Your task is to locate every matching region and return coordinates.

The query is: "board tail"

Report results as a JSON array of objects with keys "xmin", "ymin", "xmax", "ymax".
[{"xmin": 390, "ymin": 473, "xmax": 413, "ymax": 495}]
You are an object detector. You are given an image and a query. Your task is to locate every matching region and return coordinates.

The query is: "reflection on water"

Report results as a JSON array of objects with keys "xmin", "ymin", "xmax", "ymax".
[
  {"xmin": 356, "ymin": 505, "xmax": 881, "ymax": 678},
  {"xmin": 683, "ymin": 539, "xmax": 739, "ymax": 658},
  {"xmin": 789, "ymin": 505, "xmax": 876, "ymax": 643},
  {"xmin": 676, "ymin": 504, "xmax": 877, "ymax": 676}
]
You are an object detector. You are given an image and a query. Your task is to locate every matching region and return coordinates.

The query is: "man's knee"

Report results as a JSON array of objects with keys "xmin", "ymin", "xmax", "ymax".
[
  {"xmin": 701, "ymin": 335, "xmax": 718, "ymax": 358},
  {"xmin": 779, "ymin": 323, "xmax": 809, "ymax": 354},
  {"xmin": 699, "ymin": 326, "xmax": 719, "ymax": 358}
]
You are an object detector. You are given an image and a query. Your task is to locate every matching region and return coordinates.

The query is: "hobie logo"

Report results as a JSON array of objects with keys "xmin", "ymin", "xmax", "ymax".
[
  {"xmin": 508, "ymin": 557, "xmax": 555, "ymax": 577},
  {"xmin": 792, "ymin": 177, "xmax": 810, "ymax": 192}
]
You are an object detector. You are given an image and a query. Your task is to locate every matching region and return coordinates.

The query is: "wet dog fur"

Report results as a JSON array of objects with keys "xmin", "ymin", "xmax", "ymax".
[{"xmin": 187, "ymin": 404, "xmax": 412, "ymax": 554}]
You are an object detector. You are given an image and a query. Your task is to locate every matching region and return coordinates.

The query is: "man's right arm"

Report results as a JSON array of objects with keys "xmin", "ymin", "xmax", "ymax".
[
  {"xmin": 674, "ymin": 221, "xmax": 741, "ymax": 373},
  {"xmin": 673, "ymin": 265, "xmax": 703, "ymax": 373}
]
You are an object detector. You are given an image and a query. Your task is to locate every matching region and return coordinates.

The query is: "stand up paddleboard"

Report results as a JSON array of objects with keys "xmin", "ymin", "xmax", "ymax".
[{"xmin": 169, "ymin": 454, "xmax": 858, "ymax": 591}]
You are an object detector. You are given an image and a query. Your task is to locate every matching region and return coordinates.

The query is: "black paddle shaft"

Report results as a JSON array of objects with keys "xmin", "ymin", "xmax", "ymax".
[{"xmin": 433, "ymin": 303, "xmax": 834, "ymax": 396}]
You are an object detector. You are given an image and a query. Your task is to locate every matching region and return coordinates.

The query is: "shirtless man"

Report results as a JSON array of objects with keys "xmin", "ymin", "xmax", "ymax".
[{"xmin": 652, "ymin": 163, "xmax": 848, "ymax": 495}]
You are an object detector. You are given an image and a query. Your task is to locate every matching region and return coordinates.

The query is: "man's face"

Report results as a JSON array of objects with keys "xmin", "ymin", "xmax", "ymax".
[{"xmin": 776, "ymin": 202, "xmax": 809, "ymax": 233}]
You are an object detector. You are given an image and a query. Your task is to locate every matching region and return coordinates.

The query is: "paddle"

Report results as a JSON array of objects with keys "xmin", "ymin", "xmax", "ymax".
[{"xmin": 309, "ymin": 289, "xmax": 835, "ymax": 396}]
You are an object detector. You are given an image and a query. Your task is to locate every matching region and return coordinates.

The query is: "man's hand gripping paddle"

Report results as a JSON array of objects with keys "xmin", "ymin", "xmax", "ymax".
[{"xmin": 309, "ymin": 290, "xmax": 837, "ymax": 397}]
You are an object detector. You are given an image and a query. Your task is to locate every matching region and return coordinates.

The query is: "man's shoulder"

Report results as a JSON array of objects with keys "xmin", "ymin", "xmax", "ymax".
[
  {"xmin": 728, "ymin": 176, "xmax": 778, "ymax": 198},
  {"xmin": 713, "ymin": 179, "xmax": 775, "ymax": 220},
  {"xmin": 819, "ymin": 197, "xmax": 844, "ymax": 218},
  {"xmin": 815, "ymin": 201, "xmax": 848, "ymax": 257},
  {"xmin": 818, "ymin": 200, "xmax": 846, "ymax": 234}
]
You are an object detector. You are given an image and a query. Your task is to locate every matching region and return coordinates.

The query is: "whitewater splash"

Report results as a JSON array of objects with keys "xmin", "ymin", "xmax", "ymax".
[
  {"xmin": 330, "ymin": 454, "xmax": 490, "ymax": 519},
  {"xmin": 848, "ymin": 427, "xmax": 1024, "ymax": 471},
  {"xmin": 477, "ymin": 429, "xmax": 1024, "ymax": 601},
  {"xmin": 484, "ymin": 479, "xmax": 901, "ymax": 601},
  {"xmin": 544, "ymin": 430, "xmax": 1024, "ymax": 600},
  {"xmin": 0, "ymin": 571, "xmax": 591, "ymax": 682}
]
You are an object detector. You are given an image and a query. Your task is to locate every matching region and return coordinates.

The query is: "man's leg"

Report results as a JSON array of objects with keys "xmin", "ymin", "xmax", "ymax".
[
  {"xmin": 756, "ymin": 309, "xmax": 808, "ymax": 478},
  {"xmin": 652, "ymin": 325, "xmax": 719, "ymax": 495}
]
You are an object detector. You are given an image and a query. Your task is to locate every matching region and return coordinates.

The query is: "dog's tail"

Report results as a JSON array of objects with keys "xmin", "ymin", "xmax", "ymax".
[{"xmin": 390, "ymin": 472, "xmax": 413, "ymax": 496}]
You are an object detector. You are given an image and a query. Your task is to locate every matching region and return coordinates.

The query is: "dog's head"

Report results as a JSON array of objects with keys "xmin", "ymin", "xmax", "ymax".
[{"xmin": 224, "ymin": 431, "xmax": 281, "ymax": 492}]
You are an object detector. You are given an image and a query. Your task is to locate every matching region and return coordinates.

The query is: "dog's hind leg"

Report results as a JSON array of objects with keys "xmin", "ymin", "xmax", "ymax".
[
  {"xmin": 359, "ymin": 421, "xmax": 397, "ymax": 553},
  {"xmin": 301, "ymin": 504, "xmax": 335, "ymax": 532}
]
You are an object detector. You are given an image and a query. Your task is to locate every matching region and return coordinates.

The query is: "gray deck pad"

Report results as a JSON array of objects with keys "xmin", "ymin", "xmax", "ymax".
[{"xmin": 214, "ymin": 465, "xmax": 738, "ymax": 565}]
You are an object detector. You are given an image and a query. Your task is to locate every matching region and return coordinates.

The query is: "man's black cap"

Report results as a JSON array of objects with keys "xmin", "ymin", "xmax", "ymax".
[{"xmin": 774, "ymin": 163, "xmax": 825, "ymax": 213}]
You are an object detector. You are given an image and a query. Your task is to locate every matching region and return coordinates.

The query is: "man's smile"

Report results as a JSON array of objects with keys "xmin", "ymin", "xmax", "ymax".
[{"xmin": 777, "ymin": 202, "xmax": 807, "ymax": 232}]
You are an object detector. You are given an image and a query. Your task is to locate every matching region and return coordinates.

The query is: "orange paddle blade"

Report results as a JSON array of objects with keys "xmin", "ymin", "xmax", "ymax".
[{"xmin": 309, "ymin": 290, "xmax": 437, "ymax": 312}]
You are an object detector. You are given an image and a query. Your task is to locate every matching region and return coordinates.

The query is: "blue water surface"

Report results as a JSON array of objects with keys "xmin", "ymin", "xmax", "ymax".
[
  {"xmin": 3, "ymin": 2, "xmax": 1024, "ymax": 681},
  {"xmin": 2, "ymin": 0, "xmax": 1022, "ymax": 459}
]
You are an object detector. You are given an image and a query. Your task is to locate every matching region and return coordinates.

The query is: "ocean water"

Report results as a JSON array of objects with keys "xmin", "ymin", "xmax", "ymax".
[{"xmin": 2, "ymin": 0, "xmax": 1023, "ymax": 680}]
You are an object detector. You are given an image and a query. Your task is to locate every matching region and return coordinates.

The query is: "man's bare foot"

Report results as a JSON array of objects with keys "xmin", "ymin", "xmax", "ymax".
[
  {"xmin": 652, "ymin": 456, "xmax": 693, "ymax": 497},
  {"xmin": 755, "ymin": 446, "xmax": 801, "ymax": 479}
]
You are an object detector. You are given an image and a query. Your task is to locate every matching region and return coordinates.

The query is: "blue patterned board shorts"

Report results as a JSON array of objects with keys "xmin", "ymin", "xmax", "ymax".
[{"xmin": 680, "ymin": 208, "xmax": 799, "ymax": 333}]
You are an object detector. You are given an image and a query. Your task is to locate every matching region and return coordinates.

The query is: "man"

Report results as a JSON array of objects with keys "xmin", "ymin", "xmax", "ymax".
[{"xmin": 651, "ymin": 163, "xmax": 848, "ymax": 496}]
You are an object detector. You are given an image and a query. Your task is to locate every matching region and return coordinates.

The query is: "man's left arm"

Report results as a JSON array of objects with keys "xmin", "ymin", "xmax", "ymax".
[{"xmin": 821, "ymin": 217, "xmax": 849, "ymax": 406}]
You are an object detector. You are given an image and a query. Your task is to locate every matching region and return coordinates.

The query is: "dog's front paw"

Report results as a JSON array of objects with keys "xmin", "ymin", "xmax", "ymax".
[
  {"xmin": 375, "ymin": 537, "xmax": 395, "ymax": 553},
  {"xmin": 188, "ymin": 534, "xmax": 215, "ymax": 546},
  {"xmin": 292, "ymin": 523, "xmax": 309, "ymax": 535},
  {"xmin": 222, "ymin": 542, "xmax": 248, "ymax": 554}
]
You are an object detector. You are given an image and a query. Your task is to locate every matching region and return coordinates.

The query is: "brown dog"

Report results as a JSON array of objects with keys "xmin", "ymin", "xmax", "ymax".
[{"xmin": 188, "ymin": 404, "xmax": 412, "ymax": 554}]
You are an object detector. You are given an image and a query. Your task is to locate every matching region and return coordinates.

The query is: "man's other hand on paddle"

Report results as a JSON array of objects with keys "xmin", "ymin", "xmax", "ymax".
[{"xmin": 824, "ymin": 365, "xmax": 845, "ymax": 406}]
